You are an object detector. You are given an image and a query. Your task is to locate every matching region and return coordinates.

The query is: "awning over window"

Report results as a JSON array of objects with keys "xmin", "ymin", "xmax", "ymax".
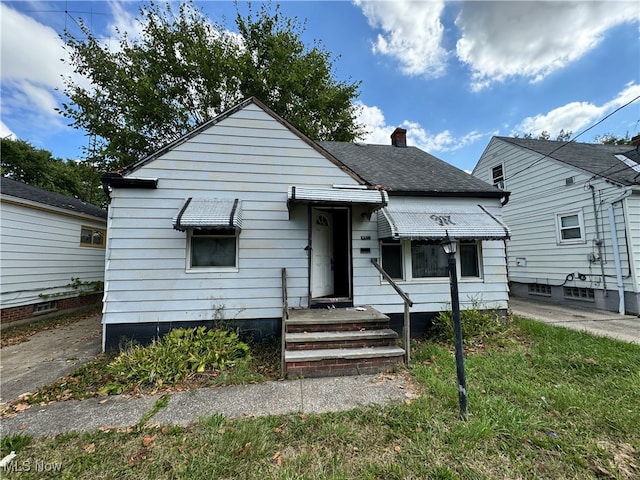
[
  {"xmin": 287, "ymin": 186, "xmax": 388, "ymax": 209},
  {"xmin": 378, "ymin": 204, "xmax": 510, "ymax": 240},
  {"xmin": 173, "ymin": 198, "xmax": 242, "ymax": 232}
]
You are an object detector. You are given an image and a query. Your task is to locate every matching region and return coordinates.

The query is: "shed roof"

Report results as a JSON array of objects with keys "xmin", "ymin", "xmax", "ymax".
[
  {"xmin": 0, "ymin": 176, "xmax": 107, "ymax": 219},
  {"xmin": 318, "ymin": 141, "xmax": 503, "ymax": 197},
  {"xmin": 497, "ymin": 137, "xmax": 639, "ymax": 186}
]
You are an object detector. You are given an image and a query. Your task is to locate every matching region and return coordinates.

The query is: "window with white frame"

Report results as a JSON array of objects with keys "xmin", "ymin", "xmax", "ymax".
[
  {"xmin": 491, "ymin": 164, "xmax": 505, "ymax": 190},
  {"xmin": 188, "ymin": 229, "xmax": 238, "ymax": 269},
  {"xmin": 460, "ymin": 241, "xmax": 481, "ymax": 277},
  {"xmin": 379, "ymin": 239, "xmax": 482, "ymax": 281},
  {"xmin": 555, "ymin": 210, "xmax": 585, "ymax": 244},
  {"xmin": 381, "ymin": 240, "xmax": 403, "ymax": 279}
]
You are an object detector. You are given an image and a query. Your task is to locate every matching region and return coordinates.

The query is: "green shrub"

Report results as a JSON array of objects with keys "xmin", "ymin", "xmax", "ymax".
[
  {"xmin": 431, "ymin": 303, "xmax": 507, "ymax": 344},
  {"xmin": 103, "ymin": 327, "xmax": 250, "ymax": 392}
]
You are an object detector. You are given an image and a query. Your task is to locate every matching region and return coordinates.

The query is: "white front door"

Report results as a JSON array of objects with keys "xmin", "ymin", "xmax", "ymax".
[{"xmin": 311, "ymin": 208, "xmax": 334, "ymax": 298}]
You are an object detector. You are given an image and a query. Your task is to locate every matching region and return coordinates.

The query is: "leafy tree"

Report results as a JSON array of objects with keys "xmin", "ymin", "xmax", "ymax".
[
  {"xmin": 594, "ymin": 132, "xmax": 633, "ymax": 145},
  {"xmin": 0, "ymin": 138, "xmax": 106, "ymax": 207},
  {"xmin": 520, "ymin": 130, "xmax": 572, "ymax": 141},
  {"xmin": 61, "ymin": 1, "xmax": 363, "ymax": 172}
]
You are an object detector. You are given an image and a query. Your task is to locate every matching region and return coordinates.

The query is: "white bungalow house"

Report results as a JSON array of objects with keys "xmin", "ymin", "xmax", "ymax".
[
  {"xmin": 474, "ymin": 136, "xmax": 640, "ymax": 315},
  {"xmin": 101, "ymin": 98, "xmax": 510, "ymax": 375},
  {"xmin": 0, "ymin": 177, "xmax": 107, "ymax": 324}
]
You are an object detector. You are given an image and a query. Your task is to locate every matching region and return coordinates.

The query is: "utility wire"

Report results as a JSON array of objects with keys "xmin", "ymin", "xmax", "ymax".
[{"xmin": 507, "ymin": 94, "xmax": 640, "ymax": 181}]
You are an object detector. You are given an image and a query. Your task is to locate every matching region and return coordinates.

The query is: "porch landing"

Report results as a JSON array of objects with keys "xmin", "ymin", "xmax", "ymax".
[{"xmin": 283, "ymin": 306, "xmax": 405, "ymax": 378}]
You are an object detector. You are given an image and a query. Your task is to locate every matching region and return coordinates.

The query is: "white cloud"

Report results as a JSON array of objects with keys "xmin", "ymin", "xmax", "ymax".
[
  {"xmin": 455, "ymin": 2, "xmax": 639, "ymax": 91},
  {"xmin": 513, "ymin": 82, "xmax": 640, "ymax": 138},
  {"xmin": 354, "ymin": 0, "xmax": 448, "ymax": 77},
  {"xmin": 356, "ymin": 102, "xmax": 487, "ymax": 153}
]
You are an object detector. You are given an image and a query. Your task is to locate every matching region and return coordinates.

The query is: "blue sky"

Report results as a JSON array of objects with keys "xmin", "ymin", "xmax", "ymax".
[{"xmin": 1, "ymin": 1, "xmax": 639, "ymax": 173}]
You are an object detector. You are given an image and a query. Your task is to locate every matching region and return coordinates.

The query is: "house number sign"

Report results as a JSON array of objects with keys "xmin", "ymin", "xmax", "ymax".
[{"xmin": 430, "ymin": 214, "xmax": 456, "ymax": 226}]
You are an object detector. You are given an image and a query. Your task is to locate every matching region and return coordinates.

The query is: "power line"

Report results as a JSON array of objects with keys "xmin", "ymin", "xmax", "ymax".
[{"xmin": 507, "ymin": 94, "xmax": 640, "ymax": 180}]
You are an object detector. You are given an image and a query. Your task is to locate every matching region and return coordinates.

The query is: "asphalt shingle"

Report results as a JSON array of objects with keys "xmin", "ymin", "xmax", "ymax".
[
  {"xmin": 0, "ymin": 177, "xmax": 107, "ymax": 219},
  {"xmin": 318, "ymin": 141, "xmax": 501, "ymax": 195},
  {"xmin": 497, "ymin": 137, "xmax": 639, "ymax": 186}
]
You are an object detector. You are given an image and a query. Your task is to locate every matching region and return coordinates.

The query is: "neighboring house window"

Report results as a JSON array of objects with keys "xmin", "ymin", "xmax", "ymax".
[
  {"xmin": 188, "ymin": 229, "xmax": 238, "ymax": 269},
  {"xmin": 379, "ymin": 240, "xmax": 482, "ymax": 281},
  {"xmin": 34, "ymin": 301, "xmax": 56, "ymax": 314},
  {"xmin": 491, "ymin": 164, "xmax": 505, "ymax": 190},
  {"xmin": 80, "ymin": 227, "xmax": 106, "ymax": 248},
  {"xmin": 528, "ymin": 284, "xmax": 551, "ymax": 296},
  {"xmin": 563, "ymin": 286, "xmax": 594, "ymax": 301},
  {"xmin": 556, "ymin": 210, "xmax": 585, "ymax": 244},
  {"xmin": 381, "ymin": 240, "xmax": 403, "ymax": 279}
]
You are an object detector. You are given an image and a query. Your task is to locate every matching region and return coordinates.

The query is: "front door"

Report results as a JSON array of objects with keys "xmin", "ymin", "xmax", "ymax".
[{"xmin": 311, "ymin": 208, "xmax": 334, "ymax": 298}]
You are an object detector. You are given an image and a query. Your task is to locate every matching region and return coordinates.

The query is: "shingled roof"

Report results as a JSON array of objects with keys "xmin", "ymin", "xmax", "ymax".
[
  {"xmin": 318, "ymin": 141, "xmax": 503, "ymax": 197},
  {"xmin": 497, "ymin": 137, "xmax": 640, "ymax": 186},
  {"xmin": 1, "ymin": 177, "xmax": 107, "ymax": 219}
]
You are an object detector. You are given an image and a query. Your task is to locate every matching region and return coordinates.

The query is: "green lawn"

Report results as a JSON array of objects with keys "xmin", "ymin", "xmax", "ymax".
[{"xmin": 2, "ymin": 317, "xmax": 639, "ymax": 479}]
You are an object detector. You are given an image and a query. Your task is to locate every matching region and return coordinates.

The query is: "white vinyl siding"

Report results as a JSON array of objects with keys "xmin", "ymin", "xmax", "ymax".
[
  {"xmin": 0, "ymin": 200, "xmax": 106, "ymax": 308},
  {"xmin": 103, "ymin": 103, "xmax": 360, "ymax": 324},
  {"xmin": 474, "ymin": 137, "xmax": 640, "ymax": 313}
]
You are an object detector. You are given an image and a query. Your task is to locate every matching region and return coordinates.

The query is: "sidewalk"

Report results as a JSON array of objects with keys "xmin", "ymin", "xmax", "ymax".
[{"xmin": 0, "ymin": 374, "xmax": 415, "ymax": 437}]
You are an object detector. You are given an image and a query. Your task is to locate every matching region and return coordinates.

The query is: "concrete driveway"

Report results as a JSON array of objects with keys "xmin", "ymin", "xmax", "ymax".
[
  {"xmin": 0, "ymin": 313, "xmax": 102, "ymax": 405},
  {"xmin": 510, "ymin": 297, "xmax": 640, "ymax": 345}
]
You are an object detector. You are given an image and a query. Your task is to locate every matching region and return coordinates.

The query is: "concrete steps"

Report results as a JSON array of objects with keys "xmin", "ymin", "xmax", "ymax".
[{"xmin": 283, "ymin": 306, "xmax": 405, "ymax": 378}]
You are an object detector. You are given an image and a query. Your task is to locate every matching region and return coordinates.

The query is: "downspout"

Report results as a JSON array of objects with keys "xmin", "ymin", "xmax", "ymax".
[
  {"xmin": 608, "ymin": 206, "xmax": 625, "ymax": 314},
  {"xmin": 589, "ymin": 185, "xmax": 607, "ymax": 296},
  {"xmin": 608, "ymin": 189, "xmax": 633, "ymax": 315}
]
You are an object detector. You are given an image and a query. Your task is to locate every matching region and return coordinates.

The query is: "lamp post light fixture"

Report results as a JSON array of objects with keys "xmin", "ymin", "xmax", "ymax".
[{"xmin": 441, "ymin": 232, "xmax": 468, "ymax": 419}]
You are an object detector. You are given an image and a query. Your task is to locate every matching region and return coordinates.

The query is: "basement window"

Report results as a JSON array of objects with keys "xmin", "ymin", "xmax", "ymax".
[
  {"xmin": 563, "ymin": 287, "xmax": 594, "ymax": 301},
  {"xmin": 33, "ymin": 301, "xmax": 57, "ymax": 314},
  {"xmin": 528, "ymin": 284, "xmax": 551, "ymax": 296}
]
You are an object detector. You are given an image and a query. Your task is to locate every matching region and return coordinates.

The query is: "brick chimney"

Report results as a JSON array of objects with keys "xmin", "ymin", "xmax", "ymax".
[{"xmin": 391, "ymin": 127, "xmax": 407, "ymax": 147}]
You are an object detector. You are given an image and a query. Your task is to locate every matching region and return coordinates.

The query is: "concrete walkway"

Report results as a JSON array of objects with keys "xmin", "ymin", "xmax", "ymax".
[
  {"xmin": 0, "ymin": 313, "xmax": 102, "ymax": 405},
  {"xmin": 0, "ymin": 374, "xmax": 416, "ymax": 437},
  {"xmin": 510, "ymin": 297, "xmax": 640, "ymax": 345}
]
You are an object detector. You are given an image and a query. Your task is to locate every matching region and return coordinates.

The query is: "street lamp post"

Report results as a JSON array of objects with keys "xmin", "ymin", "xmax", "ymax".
[{"xmin": 441, "ymin": 232, "xmax": 468, "ymax": 419}]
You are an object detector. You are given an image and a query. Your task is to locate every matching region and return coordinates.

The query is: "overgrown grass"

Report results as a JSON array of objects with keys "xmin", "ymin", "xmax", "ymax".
[
  {"xmin": 1, "ymin": 329, "xmax": 281, "ymax": 412},
  {"xmin": 2, "ymin": 316, "xmax": 638, "ymax": 479}
]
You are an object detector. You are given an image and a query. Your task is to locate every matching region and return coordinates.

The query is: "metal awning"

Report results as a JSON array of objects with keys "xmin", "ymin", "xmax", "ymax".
[
  {"xmin": 287, "ymin": 186, "xmax": 388, "ymax": 209},
  {"xmin": 378, "ymin": 204, "xmax": 510, "ymax": 240},
  {"xmin": 173, "ymin": 198, "xmax": 242, "ymax": 232}
]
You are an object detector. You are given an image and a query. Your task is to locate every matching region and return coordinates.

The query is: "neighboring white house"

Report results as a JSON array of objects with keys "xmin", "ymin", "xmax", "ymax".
[
  {"xmin": 101, "ymin": 97, "xmax": 510, "ymax": 350},
  {"xmin": 0, "ymin": 177, "xmax": 107, "ymax": 324},
  {"xmin": 474, "ymin": 136, "xmax": 640, "ymax": 315}
]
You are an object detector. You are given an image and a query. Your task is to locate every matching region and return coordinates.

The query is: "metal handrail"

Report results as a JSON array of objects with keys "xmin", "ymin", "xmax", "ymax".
[
  {"xmin": 371, "ymin": 258, "xmax": 412, "ymax": 365},
  {"xmin": 281, "ymin": 267, "xmax": 288, "ymax": 375}
]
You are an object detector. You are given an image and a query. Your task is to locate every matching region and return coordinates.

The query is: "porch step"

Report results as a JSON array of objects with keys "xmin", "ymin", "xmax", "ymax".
[
  {"xmin": 286, "ymin": 329, "xmax": 399, "ymax": 351},
  {"xmin": 285, "ymin": 346, "xmax": 405, "ymax": 378},
  {"xmin": 283, "ymin": 306, "xmax": 405, "ymax": 378}
]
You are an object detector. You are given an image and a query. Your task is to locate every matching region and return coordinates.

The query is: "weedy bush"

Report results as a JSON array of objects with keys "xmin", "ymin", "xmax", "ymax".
[
  {"xmin": 431, "ymin": 302, "xmax": 508, "ymax": 344},
  {"xmin": 102, "ymin": 327, "xmax": 250, "ymax": 393}
]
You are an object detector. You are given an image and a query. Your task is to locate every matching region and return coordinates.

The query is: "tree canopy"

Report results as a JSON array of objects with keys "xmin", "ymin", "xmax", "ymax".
[
  {"xmin": 1, "ymin": 138, "xmax": 106, "ymax": 207},
  {"xmin": 61, "ymin": 1, "xmax": 363, "ymax": 172}
]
